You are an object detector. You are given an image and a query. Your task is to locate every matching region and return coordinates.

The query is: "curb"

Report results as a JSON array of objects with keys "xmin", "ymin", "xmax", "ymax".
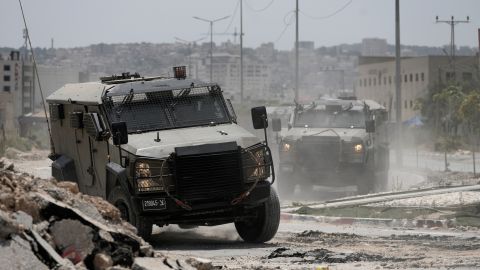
[{"xmin": 280, "ymin": 212, "xmax": 457, "ymax": 229}]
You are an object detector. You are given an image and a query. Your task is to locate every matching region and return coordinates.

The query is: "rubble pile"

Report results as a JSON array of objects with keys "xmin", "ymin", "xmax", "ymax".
[{"xmin": 0, "ymin": 158, "xmax": 205, "ymax": 270}]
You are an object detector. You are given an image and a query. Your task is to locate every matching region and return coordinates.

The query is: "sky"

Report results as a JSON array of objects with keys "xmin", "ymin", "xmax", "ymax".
[{"xmin": 1, "ymin": 0, "xmax": 479, "ymax": 50}]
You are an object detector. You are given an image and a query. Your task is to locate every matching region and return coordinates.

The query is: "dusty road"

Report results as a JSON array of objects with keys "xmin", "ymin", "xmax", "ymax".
[
  {"xmin": 149, "ymin": 220, "xmax": 480, "ymax": 269},
  {"xmin": 9, "ymin": 152, "xmax": 480, "ymax": 269}
]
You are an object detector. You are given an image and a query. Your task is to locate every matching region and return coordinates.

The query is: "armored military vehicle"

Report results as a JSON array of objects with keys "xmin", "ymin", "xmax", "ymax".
[
  {"xmin": 272, "ymin": 97, "xmax": 389, "ymax": 196},
  {"xmin": 46, "ymin": 68, "xmax": 279, "ymax": 242}
]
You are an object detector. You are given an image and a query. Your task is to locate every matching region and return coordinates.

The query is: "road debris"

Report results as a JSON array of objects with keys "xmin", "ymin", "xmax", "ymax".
[
  {"xmin": 267, "ymin": 247, "xmax": 396, "ymax": 264},
  {"xmin": 0, "ymin": 158, "xmax": 203, "ymax": 269}
]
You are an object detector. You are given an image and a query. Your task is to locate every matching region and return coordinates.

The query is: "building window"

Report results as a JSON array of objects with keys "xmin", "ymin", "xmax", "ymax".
[
  {"xmin": 4, "ymin": 65, "xmax": 10, "ymax": 71},
  {"xmin": 368, "ymin": 78, "xmax": 371, "ymax": 86},
  {"xmin": 404, "ymin": 74, "xmax": 407, "ymax": 82},
  {"xmin": 389, "ymin": 76, "xmax": 392, "ymax": 85},
  {"xmin": 462, "ymin": 72, "xmax": 472, "ymax": 81},
  {"xmin": 415, "ymin": 73, "xmax": 419, "ymax": 82},
  {"xmin": 410, "ymin": 100, "xmax": 413, "ymax": 108},
  {"xmin": 446, "ymin": 72, "xmax": 456, "ymax": 81},
  {"xmin": 3, "ymin": 75, "xmax": 10, "ymax": 82},
  {"xmin": 3, "ymin": 85, "xmax": 10, "ymax": 92},
  {"xmin": 421, "ymin": 72, "xmax": 425, "ymax": 81},
  {"xmin": 409, "ymin": 74, "xmax": 413, "ymax": 82},
  {"xmin": 373, "ymin": 78, "xmax": 376, "ymax": 86},
  {"xmin": 383, "ymin": 77, "xmax": 386, "ymax": 85}
]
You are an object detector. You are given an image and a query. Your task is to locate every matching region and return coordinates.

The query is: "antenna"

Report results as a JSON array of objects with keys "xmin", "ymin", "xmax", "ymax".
[{"xmin": 18, "ymin": 0, "xmax": 56, "ymax": 157}]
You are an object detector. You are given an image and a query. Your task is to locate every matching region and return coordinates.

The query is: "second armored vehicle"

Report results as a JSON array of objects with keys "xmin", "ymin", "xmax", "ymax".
[{"xmin": 273, "ymin": 98, "xmax": 389, "ymax": 196}]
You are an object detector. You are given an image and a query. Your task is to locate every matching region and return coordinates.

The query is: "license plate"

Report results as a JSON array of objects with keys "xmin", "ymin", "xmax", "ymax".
[{"xmin": 142, "ymin": 198, "xmax": 166, "ymax": 211}]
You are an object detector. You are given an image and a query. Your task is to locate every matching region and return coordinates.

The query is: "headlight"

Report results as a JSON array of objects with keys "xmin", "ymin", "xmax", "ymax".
[
  {"xmin": 354, "ymin": 144, "xmax": 363, "ymax": 153},
  {"xmin": 242, "ymin": 145, "xmax": 271, "ymax": 182},
  {"xmin": 136, "ymin": 162, "xmax": 151, "ymax": 177},
  {"xmin": 135, "ymin": 160, "xmax": 172, "ymax": 192},
  {"xmin": 282, "ymin": 142, "xmax": 292, "ymax": 152}
]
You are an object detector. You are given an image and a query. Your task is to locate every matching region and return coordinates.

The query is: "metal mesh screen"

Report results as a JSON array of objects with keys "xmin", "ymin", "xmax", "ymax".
[{"xmin": 103, "ymin": 87, "xmax": 231, "ymax": 133}]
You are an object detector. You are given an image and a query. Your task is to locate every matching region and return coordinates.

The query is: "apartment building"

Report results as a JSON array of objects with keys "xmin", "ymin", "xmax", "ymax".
[
  {"xmin": 356, "ymin": 55, "xmax": 478, "ymax": 122},
  {"xmin": 0, "ymin": 51, "xmax": 35, "ymax": 134}
]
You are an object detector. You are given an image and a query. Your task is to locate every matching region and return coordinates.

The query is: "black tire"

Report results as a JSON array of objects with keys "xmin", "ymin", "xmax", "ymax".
[
  {"xmin": 108, "ymin": 186, "xmax": 152, "ymax": 240},
  {"xmin": 235, "ymin": 187, "xmax": 280, "ymax": 243},
  {"xmin": 357, "ymin": 170, "xmax": 375, "ymax": 195}
]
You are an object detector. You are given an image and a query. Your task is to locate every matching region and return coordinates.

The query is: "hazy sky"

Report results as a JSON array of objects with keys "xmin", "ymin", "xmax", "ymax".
[{"xmin": 1, "ymin": 0, "xmax": 479, "ymax": 50}]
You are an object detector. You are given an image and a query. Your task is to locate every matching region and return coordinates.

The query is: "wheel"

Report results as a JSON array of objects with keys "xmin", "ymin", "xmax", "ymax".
[
  {"xmin": 235, "ymin": 187, "xmax": 280, "ymax": 243},
  {"xmin": 108, "ymin": 186, "xmax": 152, "ymax": 240},
  {"xmin": 277, "ymin": 172, "xmax": 296, "ymax": 200},
  {"xmin": 357, "ymin": 169, "xmax": 375, "ymax": 195}
]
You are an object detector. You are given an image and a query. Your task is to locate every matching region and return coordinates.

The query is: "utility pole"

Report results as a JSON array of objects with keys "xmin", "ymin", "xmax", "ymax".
[
  {"xmin": 193, "ymin": 15, "xmax": 230, "ymax": 82},
  {"xmin": 295, "ymin": 0, "xmax": 299, "ymax": 101},
  {"xmin": 395, "ymin": 0, "xmax": 403, "ymax": 167},
  {"xmin": 240, "ymin": 0, "xmax": 244, "ymax": 103},
  {"xmin": 436, "ymin": 16, "xmax": 470, "ymax": 73}
]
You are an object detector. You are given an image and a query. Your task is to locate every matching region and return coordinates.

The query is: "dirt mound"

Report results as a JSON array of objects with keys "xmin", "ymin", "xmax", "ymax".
[{"xmin": 0, "ymin": 158, "xmax": 206, "ymax": 269}]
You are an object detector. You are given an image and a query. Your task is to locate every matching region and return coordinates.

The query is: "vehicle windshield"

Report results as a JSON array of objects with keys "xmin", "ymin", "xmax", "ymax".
[
  {"xmin": 103, "ymin": 86, "xmax": 230, "ymax": 133},
  {"xmin": 294, "ymin": 109, "xmax": 365, "ymax": 128}
]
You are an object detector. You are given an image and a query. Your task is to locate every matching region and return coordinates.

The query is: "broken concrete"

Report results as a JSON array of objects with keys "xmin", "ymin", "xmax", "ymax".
[
  {"xmin": 0, "ymin": 160, "xmax": 201, "ymax": 269},
  {"xmin": 0, "ymin": 235, "xmax": 49, "ymax": 270}
]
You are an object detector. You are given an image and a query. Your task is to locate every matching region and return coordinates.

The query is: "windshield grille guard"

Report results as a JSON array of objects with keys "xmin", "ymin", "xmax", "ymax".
[{"xmin": 102, "ymin": 85, "xmax": 232, "ymax": 133}]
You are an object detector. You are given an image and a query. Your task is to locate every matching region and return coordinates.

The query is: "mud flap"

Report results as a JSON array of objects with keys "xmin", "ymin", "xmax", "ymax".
[{"xmin": 52, "ymin": 155, "xmax": 78, "ymax": 182}]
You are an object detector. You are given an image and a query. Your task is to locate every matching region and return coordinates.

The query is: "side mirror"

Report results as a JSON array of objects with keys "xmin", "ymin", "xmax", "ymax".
[
  {"xmin": 365, "ymin": 120, "xmax": 375, "ymax": 133},
  {"xmin": 272, "ymin": 118, "xmax": 281, "ymax": 132},
  {"xmin": 251, "ymin": 106, "xmax": 268, "ymax": 130},
  {"xmin": 83, "ymin": 113, "xmax": 105, "ymax": 141},
  {"xmin": 111, "ymin": 122, "xmax": 128, "ymax": 145}
]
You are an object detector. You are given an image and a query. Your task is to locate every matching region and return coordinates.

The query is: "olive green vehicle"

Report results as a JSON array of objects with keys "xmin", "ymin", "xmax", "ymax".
[
  {"xmin": 46, "ymin": 69, "xmax": 279, "ymax": 242},
  {"xmin": 272, "ymin": 98, "xmax": 389, "ymax": 196}
]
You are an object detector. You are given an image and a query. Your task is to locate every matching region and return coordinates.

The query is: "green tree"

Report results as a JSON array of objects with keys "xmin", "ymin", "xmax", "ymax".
[{"xmin": 432, "ymin": 84, "xmax": 465, "ymax": 135}]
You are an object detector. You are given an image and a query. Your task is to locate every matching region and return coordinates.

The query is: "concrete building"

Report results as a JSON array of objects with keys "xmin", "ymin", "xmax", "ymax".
[
  {"xmin": 34, "ymin": 65, "xmax": 85, "ymax": 107},
  {"xmin": 192, "ymin": 53, "xmax": 272, "ymax": 102},
  {"xmin": 356, "ymin": 55, "xmax": 478, "ymax": 122},
  {"xmin": 0, "ymin": 51, "xmax": 35, "ymax": 134},
  {"xmin": 361, "ymin": 38, "xmax": 388, "ymax": 56}
]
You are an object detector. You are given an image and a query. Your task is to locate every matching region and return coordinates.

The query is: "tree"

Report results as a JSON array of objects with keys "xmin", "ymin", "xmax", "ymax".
[{"xmin": 432, "ymin": 84, "xmax": 465, "ymax": 136}]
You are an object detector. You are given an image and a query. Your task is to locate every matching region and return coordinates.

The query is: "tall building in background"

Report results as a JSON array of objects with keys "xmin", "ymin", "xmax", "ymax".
[
  {"xmin": 0, "ymin": 50, "xmax": 35, "ymax": 133},
  {"xmin": 361, "ymin": 38, "xmax": 388, "ymax": 56},
  {"xmin": 192, "ymin": 52, "xmax": 272, "ymax": 102}
]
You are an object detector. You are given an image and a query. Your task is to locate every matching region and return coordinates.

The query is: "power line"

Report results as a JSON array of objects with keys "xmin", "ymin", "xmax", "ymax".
[
  {"xmin": 244, "ymin": 0, "xmax": 274, "ymax": 12},
  {"xmin": 275, "ymin": 10, "xmax": 296, "ymax": 43},
  {"xmin": 299, "ymin": 0, "xmax": 353, "ymax": 20},
  {"xmin": 222, "ymin": 0, "xmax": 240, "ymax": 34},
  {"xmin": 18, "ymin": 0, "xmax": 56, "ymax": 155}
]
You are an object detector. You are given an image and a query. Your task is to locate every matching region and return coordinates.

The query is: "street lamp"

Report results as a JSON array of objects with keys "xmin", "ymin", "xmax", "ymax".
[{"xmin": 193, "ymin": 15, "xmax": 230, "ymax": 82}]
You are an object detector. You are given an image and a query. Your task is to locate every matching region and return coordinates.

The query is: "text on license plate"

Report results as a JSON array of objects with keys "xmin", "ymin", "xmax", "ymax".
[{"xmin": 142, "ymin": 198, "xmax": 166, "ymax": 211}]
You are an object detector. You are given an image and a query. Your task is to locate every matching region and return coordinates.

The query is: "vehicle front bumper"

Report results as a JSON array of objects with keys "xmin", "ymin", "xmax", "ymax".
[{"xmin": 131, "ymin": 181, "xmax": 271, "ymax": 225}]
